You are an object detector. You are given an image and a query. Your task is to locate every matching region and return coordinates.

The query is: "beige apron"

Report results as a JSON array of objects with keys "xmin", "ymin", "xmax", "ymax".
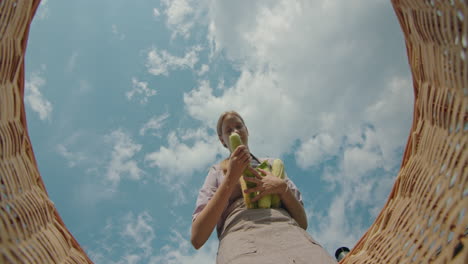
[{"xmin": 216, "ymin": 198, "xmax": 337, "ymax": 264}]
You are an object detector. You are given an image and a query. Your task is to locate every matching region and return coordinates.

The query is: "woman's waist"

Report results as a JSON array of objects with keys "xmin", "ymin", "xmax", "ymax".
[{"xmin": 219, "ymin": 198, "xmax": 295, "ymax": 239}]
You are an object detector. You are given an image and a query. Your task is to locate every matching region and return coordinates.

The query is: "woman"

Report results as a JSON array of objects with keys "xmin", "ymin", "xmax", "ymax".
[{"xmin": 191, "ymin": 111, "xmax": 336, "ymax": 264}]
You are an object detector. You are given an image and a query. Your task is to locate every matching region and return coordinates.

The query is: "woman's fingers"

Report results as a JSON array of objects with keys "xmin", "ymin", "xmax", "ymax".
[
  {"xmin": 256, "ymin": 168, "xmax": 270, "ymax": 177},
  {"xmin": 242, "ymin": 154, "xmax": 251, "ymax": 165},
  {"xmin": 233, "ymin": 145, "xmax": 248, "ymax": 156},
  {"xmin": 243, "ymin": 184, "xmax": 264, "ymax": 194},
  {"xmin": 233, "ymin": 146, "xmax": 250, "ymax": 161},
  {"xmin": 243, "ymin": 175, "xmax": 261, "ymax": 184},
  {"xmin": 243, "ymin": 186, "xmax": 273, "ymax": 202},
  {"xmin": 246, "ymin": 167, "xmax": 263, "ymax": 179}
]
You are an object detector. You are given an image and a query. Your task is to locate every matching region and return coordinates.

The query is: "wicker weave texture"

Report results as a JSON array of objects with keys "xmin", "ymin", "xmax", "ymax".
[
  {"xmin": 0, "ymin": 1, "xmax": 92, "ymax": 263},
  {"xmin": 0, "ymin": 0, "xmax": 466, "ymax": 264},
  {"xmin": 342, "ymin": 1, "xmax": 468, "ymax": 263}
]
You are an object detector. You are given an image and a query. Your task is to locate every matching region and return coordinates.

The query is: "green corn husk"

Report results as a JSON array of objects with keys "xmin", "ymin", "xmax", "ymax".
[
  {"xmin": 271, "ymin": 159, "xmax": 285, "ymax": 208},
  {"xmin": 257, "ymin": 161, "xmax": 272, "ymax": 208},
  {"xmin": 229, "ymin": 133, "xmax": 258, "ymax": 209}
]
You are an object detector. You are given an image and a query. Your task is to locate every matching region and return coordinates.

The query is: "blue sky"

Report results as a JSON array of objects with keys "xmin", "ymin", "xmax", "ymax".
[{"xmin": 25, "ymin": 0, "xmax": 413, "ymax": 263}]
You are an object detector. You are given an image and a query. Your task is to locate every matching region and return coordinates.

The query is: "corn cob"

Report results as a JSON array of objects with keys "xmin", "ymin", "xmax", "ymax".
[
  {"xmin": 257, "ymin": 162, "xmax": 272, "ymax": 208},
  {"xmin": 271, "ymin": 159, "xmax": 285, "ymax": 208},
  {"xmin": 229, "ymin": 133, "xmax": 286, "ymax": 209},
  {"xmin": 229, "ymin": 133, "xmax": 258, "ymax": 209}
]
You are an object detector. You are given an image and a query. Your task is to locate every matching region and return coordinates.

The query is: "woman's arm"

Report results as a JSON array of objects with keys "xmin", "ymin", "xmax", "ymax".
[
  {"xmin": 277, "ymin": 184, "xmax": 308, "ymax": 230},
  {"xmin": 191, "ymin": 173, "xmax": 236, "ymax": 249},
  {"xmin": 244, "ymin": 167, "xmax": 308, "ymax": 230},
  {"xmin": 191, "ymin": 145, "xmax": 251, "ymax": 249}
]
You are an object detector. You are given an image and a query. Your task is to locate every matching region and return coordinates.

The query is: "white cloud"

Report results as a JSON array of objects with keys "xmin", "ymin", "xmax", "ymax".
[
  {"xmin": 146, "ymin": 46, "xmax": 202, "ymax": 76},
  {"xmin": 66, "ymin": 51, "xmax": 78, "ymax": 72},
  {"xmin": 306, "ymin": 192, "xmax": 368, "ymax": 255},
  {"xmin": 140, "ymin": 113, "xmax": 170, "ymax": 136},
  {"xmin": 88, "ymin": 211, "xmax": 157, "ymax": 264},
  {"xmin": 178, "ymin": 0, "xmax": 412, "ymax": 253},
  {"xmin": 25, "ymin": 68, "xmax": 53, "ymax": 121},
  {"xmin": 145, "ymin": 129, "xmax": 221, "ymax": 178},
  {"xmin": 365, "ymin": 77, "xmax": 414, "ymax": 170},
  {"xmin": 183, "ymin": 0, "xmax": 412, "ymax": 166},
  {"xmin": 59, "ymin": 130, "xmax": 145, "ymax": 205},
  {"xmin": 295, "ymin": 133, "xmax": 341, "ymax": 169},
  {"xmin": 56, "ymin": 131, "xmax": 96, "ymax": 169},
  {"xmin": 88, "ymin": 215, "xmax": 217, "ymax": 264},
  {"xmin": 307, "ymin": 166, "xmax": 396, "ymax": 254},
  {"xmin": 145, "ymin": 128, "xmax": 224, "ymax": 203},
  {"xmin": 121, "ymin": 211, "xmax": 156, "ymax": 258},
  {"xmin": 126, "ymin": 78, "xmax": 157, "ymax": 104},
  {"xmin": 112, "ymin": 24, "xmax": 126, "ymax": 40},
  {"xmin": 35, "ymin": 0, "xmax": 49, "ymax": 20},
  {"xmin": 121, "ymin": 255, "xmax": 141, "ymax": 264},
  {"xmin": 161, "ymin": 0, "xmax": 195, "ymax": 39},
  {"xmin": 305, "ymin": 125, "xmax": 397, "ymax": 254},
  {"xmin": 153, "ymin": 8, "xmax": 161, "ymax": 17},
  {"xmin": 149, "ymin": 230, "xmax": 217, "ymax": 264},
  {"xmin": 105, "ymin": 129, "xmax": 144, "ymax": 187},
  {"xmin": 197, "ymin": 64, "xmax": 209, "ymax": 76},
  {"xmin": 56, "ymin": 144, "xmax": 87, "ymax": 167}
]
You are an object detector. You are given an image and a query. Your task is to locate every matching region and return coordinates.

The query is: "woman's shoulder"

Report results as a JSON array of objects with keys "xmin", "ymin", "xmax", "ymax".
[
  {"xmin": 211, "ymin": 159, "xmax": 228, "ymax": 172},
  {"xmin": 210, "ymin": 163, "xmax": 222, "ymax": 171}
]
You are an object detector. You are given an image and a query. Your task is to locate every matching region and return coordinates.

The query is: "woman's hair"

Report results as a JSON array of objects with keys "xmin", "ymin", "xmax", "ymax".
[{"xmin": 217, "ymin": 110, "xmax": 246, "ymax": 174}]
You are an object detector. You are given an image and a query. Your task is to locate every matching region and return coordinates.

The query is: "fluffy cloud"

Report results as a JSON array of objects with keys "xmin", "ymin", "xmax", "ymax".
[
  {"xmin": 145, "ymin": 127, "xmax": 225, "ymax": 203},
  {"xmin": 153, "ymin": 8, "xmax": 161, "ymax": 17},
  {"xmin": 197, "ymin": 64, "xmax": 209, "ymax": 76},
  {"xmin": 183, "ymin": 0, "xmax": 412, "ymax": 168},
  {"xmin": 25, "ymin": 68, "xmax": 53, "ymax": 121},
  {"xmin": 58, "ymin": 130, "xmax": 145, "ymax": 206},
  {"xmin": 88, "ymin": 211, "xmax": 157, "ymax": 264},
  {"xmin": 88, "ymin": 219, "xmax": 217, "ymax": 264},
  {"xmin": 105, "ymin": 129, "xmax": 144, "ymax": 187},
  {"xmin": 56, "ymin": 144, "xmax": 87, "ymax": 168},
  {"xmin": 307, "ymin": 169, "xmax": 396, "ymax": 254},
  {"xmin": 295, "ymin": 133, "xmax": 341, "ymax": 169},
  {"xmin": 365, "ymin": 77, "xmax": 414, "ymax": 170},
  {"xmin": 145, "ymin": 128, "xmax": 224, "ymax": 180},
  {"xmin": 306, "ymin": 192, "xmax": 368, "ymax": 255},
  {"xmin": 146, "ymin": 46, "xmax": 202, "ymax": 76},
  {"xmin": 121, "ymin": 211, "xmax": 156, "ymax": 257},
  {"xmin": 180, "ymin": 0, "xmax": 412, "ymax": 253},
  {"xmin": 140, "ymin": 112, "xmax": 170, "ymax": 136},
  {"xmin": 161, "ymin": 0, "xmax": 195, "ymax": 39},
  {"xmin": 138, "ymin": 0, "xmax": 412, "ymax": 256},
  {"xmin": 35, "ymin": 0, "xmax": 49, "ymax": 20},
  {"xmin": 126, "ymin": 78, "xmax": 157, "ymax": 104},
  {"xmin": 149, "ymin": 230, "xmax": 218, "ymax": 264}
]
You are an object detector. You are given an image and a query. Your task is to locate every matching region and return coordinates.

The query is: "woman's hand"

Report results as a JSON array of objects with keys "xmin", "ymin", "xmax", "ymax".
[
  {"xmin": 226, "ymin": 145, "xmax": 251, "ymax": 181},
  {"xmin": 243, "ymin": 167, "xmax": 287, "ymax": 202}
]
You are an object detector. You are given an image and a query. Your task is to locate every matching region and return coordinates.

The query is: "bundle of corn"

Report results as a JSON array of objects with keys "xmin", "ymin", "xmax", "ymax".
[
  {"xmin": 229, "ymin": 133, "xmax": 285, "ymax": 209},
  {"xmin": 270, "ymin": 159, "xmax": 285, "ymax": 208}
]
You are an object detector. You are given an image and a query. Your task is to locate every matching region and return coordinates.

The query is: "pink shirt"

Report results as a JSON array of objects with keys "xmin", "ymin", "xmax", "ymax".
[{"xmin": 192, "ymin": 158, "xmax": 303, "ymax": 238}]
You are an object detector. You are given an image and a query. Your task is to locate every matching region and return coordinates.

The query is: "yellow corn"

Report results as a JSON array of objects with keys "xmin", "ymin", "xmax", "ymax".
[
  {"xmin": 229, "ymin": 133, "xmax": 258, "ymax": 208},
  {"xmin": 229, "ymin": 133, "xmax": 286, "ymax": 209},
  {"xmin": 257, "ymin": 162, "xmax": 272, "ymax": 208},
  {"xmin": 271, "ymin": 159, "xmax": 285, "ymax": 208}
]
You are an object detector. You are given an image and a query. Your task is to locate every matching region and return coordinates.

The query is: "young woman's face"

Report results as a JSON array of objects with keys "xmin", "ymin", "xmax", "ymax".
[{"xmin": 220, "ymin": 114, "xmax": 249, "ymax": 151}]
